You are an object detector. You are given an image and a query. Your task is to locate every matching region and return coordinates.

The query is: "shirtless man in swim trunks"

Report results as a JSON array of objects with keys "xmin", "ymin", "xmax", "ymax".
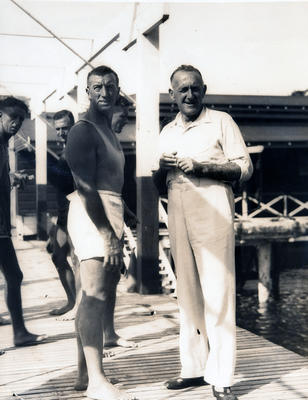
[
  {"xmin": 65, "ymin": 66, "xmax": 138, "ymax": 400},
  {"xmin": 0, "ymin": 96, "xmax": 47, "ymax": 348},
  {"xmin": 47, "ymin": 110, "xmax": 77, "ymax": 319}
]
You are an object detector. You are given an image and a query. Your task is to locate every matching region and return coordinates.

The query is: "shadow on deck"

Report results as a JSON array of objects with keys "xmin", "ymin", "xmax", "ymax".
[{"xmin": 0, "ymin": 240, "xmax": 308, "ymax": 400}]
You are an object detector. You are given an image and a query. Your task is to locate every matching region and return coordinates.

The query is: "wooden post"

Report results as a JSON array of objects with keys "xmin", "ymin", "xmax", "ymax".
[
  {"xmin": 271, "ymin": 242, "xmax": 281, "ymax": 300},
  {"xmin": 283, "ymin": 195, "xmax": 288, "ymax": 217},
  {"xmin": 77, "ymin": 67, "xmax": 90, "ymax": 116},
  {"xmin": 134, "ymin": 26, "xmax": 161, "ymax": 294},
  {"xmin": 257, "ymin": 242, "xmax": 272, "ymax": 304},
  {"xmin": 242, "ymin": 186, "xmax": 248, "ymax": 218},
  {"xmin": 35, "ymin": 117, "xmax": 48, "ymax": 240},
  {"xmin": 8, "ymin": 137, "xmax": 17, "ymax": 235}
]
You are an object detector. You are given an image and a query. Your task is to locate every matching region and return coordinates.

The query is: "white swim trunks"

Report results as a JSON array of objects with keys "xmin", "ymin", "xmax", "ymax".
[{"xmin": 67, "ymin": 190, "xmax": 124, "ymax": 262}]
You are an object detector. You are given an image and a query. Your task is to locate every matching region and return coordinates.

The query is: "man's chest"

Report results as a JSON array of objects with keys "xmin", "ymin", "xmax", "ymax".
[{"xmin": 161, "ymin": 124, "xmax": 223, "ymax": 158}]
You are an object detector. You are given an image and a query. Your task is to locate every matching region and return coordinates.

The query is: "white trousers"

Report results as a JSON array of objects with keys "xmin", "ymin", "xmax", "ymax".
[{"xmin": 168, "ymin": 175, "xmax": 236, "ymax": 387}]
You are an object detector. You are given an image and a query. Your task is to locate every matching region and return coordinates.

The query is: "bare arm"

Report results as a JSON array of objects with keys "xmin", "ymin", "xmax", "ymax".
[
  {"xmin": 123, "ymin": 201, "xmax": 138, "ymax": 228},
  {"xmin": 177, "ymin": 114, "xmax": 252, "ymax": 183},
  {"xmin": 177, "ymin": 158, "xmax": 241, "ymax": 182}
]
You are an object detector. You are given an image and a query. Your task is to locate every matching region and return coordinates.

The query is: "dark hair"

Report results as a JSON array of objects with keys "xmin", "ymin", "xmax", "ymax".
[
  {"xmin": 115, "ymin": 95, "xmax": 132, "ymax": 108},
  {"xmin": 87, "ymin": 65, "xmax": 119, "ymax": 86},
  {"xmin": 53, "ymin": 109, "xmax": 75, "ymax": 126},
  {"xmin": 170, "ymin": 65, "xmax": 203, "ymax": 84},
  {"xmin": 0, "ymin": 96, "xmax": 29, "ymax": 115}
]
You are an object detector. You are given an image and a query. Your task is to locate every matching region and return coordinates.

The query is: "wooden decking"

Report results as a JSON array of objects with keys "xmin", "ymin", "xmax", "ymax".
[{"xmin": 1, "ymin": 239, "xmax": 308, "ymax": 400}]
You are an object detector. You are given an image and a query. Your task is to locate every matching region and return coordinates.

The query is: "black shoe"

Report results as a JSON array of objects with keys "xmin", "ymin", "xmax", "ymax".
[
  {"xmin": 212, "ymin": 386, "xmax": 238, "ymax": 400},
  {"xmin": 165, "ymin": 376, "xmax": 208, "ymax": 390}
]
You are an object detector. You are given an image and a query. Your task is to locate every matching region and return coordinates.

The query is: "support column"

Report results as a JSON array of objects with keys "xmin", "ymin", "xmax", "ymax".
[
  {"xmin": 35, "ymin": 117, "xmax": 48, "ymax": 240},
  {"xmin": 9, "ymin": 137, "xmax": 17, "ymax": 234},
  {"xmin": 135, "ymin": 27, "xmax": 161, "ymax": 294},
  {"xmin": 257, "ymin": 242, "xmax": 272, "ymax": 304},
  {"xmin": 77, "ymin": 68, "xmax": 90, "ymax": 117}
]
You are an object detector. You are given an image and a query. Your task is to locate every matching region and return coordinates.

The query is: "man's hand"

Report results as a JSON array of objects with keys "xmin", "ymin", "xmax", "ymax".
[
  {"xmin": 124, "ymin": 206, "xmax": 139, "ymax": 229},
  {"xmin": 11, "ymin": 170, "xmax": 34, "ymax": 189},
  {"xmin": 177, "ymin": 158, "xmax": 201, "ymax": 174},
  {"xmin": 102, "ymin": 231, "xmax": 123, "ymax": 271},
  {"xmin": 159, "ymin": 151, "xmax": 178, "ymax": 170}
]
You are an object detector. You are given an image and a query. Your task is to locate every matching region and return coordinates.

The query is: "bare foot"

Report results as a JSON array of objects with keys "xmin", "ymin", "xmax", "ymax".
[
  {"xmin": 75, "ymin": 376, "xmax": 118, "ymax": 391},
  {"xmin": 56, "ymin": 307, "xmax": 76, "ymax": 321},
  {"xmin": 86, "ymin": 380, "xmax": 138, "ymax": 400},
  {"xmin": 104, "ymin": 335, "xmax": 138, "ymax": 349},
  {"xmin": 49, "ymin": 302, "xmax": 74, "ymax": 316},
  {"xmin": 0, "ymin": 316, "xmax": 10, "ymax": 326},
  {"xmin": 14, "ymin": 332, "xmax": 47, "ymax": 347},
  {"xmin": 103, "ymin": 349, "xmax": 115, "ymax": 357},
  {"xmin": 74, "ymin": 349, "xmax": 115, "ymax": 392},
  {"xmin": 74, "ymin": 357, "xmax": 88, "ymax": 391},
  {"xmin": 74, "ymin": 376, "xmax": 88, "ymax": 391}
]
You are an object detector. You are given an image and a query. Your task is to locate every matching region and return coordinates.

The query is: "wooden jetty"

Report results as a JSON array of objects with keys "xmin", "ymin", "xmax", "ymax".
[{"xmin": 1, "ymin": 239, "xmax": 308, "ymax": 400}]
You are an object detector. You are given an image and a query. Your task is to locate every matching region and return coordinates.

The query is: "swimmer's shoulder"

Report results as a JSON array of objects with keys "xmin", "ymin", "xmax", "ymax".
[{"xmin": 67, "ymin": 120, "xmax": 98, "ymax": 147}]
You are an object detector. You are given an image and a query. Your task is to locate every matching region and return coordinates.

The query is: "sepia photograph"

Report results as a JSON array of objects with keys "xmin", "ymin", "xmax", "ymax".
[{"xmin": 0, "ymin": 1, "xmax": 308, "ymax": 399}]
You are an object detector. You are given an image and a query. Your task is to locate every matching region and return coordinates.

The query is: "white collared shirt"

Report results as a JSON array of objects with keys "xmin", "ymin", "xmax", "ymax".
[{"xmin": 159, "ymin": 107, "xmax": 253, "ymax": 183}]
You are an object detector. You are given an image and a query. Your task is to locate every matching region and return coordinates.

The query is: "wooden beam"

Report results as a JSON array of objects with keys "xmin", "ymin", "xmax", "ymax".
[
  {"xmin": 77, "ymin": 68, "xmax": 90, "ymax": 115},
  {"xmin": 10, "ymin": 0, "xmax": 94, "ymax": 70},
  {"xmin": 75, "ymin": 33, "xmax": 120, "ymax": 74},
  {"xmin": 42, "ymin": 89, "xmax": 56, "ymax": 104},
  {"xmin": 122, "ymin": 14, "xmax": 169, "ymax": 51},
  {"xmin": 134, "ymin": 24, "xmax": 161, "ymax": 294},
  {"xmin": 257, "ymin": 242, "xmax": 272, "ymax": 305},
  {"xmin": 35, "ymin": 117, "xmax": 48, "ymax": 240},
  {"xmin": 9, "ymin": 137, "xmax": 17, "ymax": 232}
]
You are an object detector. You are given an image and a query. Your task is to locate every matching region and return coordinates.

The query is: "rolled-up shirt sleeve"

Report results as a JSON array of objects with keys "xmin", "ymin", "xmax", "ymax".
[{"xmin": 222, "ymin": 115, "xmax": 253, "ymax": 184}]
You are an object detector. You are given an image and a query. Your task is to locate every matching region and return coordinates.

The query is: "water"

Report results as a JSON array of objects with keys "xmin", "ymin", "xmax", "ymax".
[{"xmin": 236, "ymin": 267, "xmax": 308, "ymax": 357}]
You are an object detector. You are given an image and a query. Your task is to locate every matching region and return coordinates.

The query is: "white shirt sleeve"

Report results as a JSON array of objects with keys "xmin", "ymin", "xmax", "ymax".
[{"xmin": 221, "ymin": 115, "xmax": 253, "ymax": 183}]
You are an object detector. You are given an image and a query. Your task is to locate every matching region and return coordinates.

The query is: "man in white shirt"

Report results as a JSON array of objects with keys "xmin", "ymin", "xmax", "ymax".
[{"xmin": 154, "ymin": 65, "xmax": 253, "ymax": 400}]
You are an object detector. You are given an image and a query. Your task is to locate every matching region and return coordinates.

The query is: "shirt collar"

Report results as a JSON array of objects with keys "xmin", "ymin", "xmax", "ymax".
[{"xmin": 172, "ymin": 107, "xmax": 211, "ymax": 130}]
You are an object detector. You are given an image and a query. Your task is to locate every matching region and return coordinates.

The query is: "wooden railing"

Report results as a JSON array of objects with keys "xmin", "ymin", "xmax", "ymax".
[
  {"xmin": 124, "ymin": 193, "xmax": 308, "ymax": 298},
  {"xmin": 123, "ymin": 204, "xmax": 176, "ymax": 296},
  {"xmin": 235, "ymin": 192, "xmax": 308, "ymax": 219}
]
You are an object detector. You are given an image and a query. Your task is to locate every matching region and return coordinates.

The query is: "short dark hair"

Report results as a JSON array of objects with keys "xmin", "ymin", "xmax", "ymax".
[
  {"xmin": 170, "ymin": 65, "xmax": 203, "ymax": 84},
  {"xmin": 0, "ymin": 96, "xmax": 29, "ymax": 115},
  {"xmin": 87, "ymin": 65, "xmax": 119, "ymax": 86},
  {"xmin": 53, "ymin": 109, "xmax": 75, "ymax": 126},
  {"xmin": 115, "ymin": 95, "xmax": 131, "ymax": 108}
]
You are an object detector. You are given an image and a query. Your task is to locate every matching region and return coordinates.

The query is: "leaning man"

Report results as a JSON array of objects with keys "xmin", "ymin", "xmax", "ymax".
[
  {"xmin": 0, "ymin": 96, "xmax": 47, "ymax": 347},
  {"xmin": 153, "ymin": 65, "xmax": 253, "ymax": 400}
]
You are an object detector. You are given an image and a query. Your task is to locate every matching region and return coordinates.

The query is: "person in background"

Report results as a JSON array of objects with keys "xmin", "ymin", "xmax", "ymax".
[
  {"xmin": 153, "ymin": 65, "xmax": 253, "ymax": 400},
  {"xmin": 0, "ymin": 96, "xmax": 47, "ymax": 347},
  {"xmin": 112, "ymin": 95, "xmax": 130, "ymax": 134},
  {"xmin": 46, "ymin": 110, "xmax": 77, "ymax": 319}
]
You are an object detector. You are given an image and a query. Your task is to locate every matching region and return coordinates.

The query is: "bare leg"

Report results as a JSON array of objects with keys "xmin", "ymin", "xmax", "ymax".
[
  {"xmin": 74, "ymin": 264, "xmax": 115, "ymax": 392},
  {"xmin": 57, "ymin": 235, "xmax": 82, "ymax": 321},
  {"xmin": 0, "ymin": 287, "xmax": 10, "ymax": 325},
  {"xmin": 103, "ymin": 271, "xmax": 137, "ymax": 349},
  {"xmin": 0, "ymin": 238, "xmax": 47, "ymax": 346},
  {"xmin": 49, "ymin": 226, "xmax": 76, "ymax": 316},
  {"xmin": 74, "ymin": 263, "xmax": 88, "ymax": 390},
  {"xmin": 75, "ymin": 258, "xmax": 136, "ymax": 400}
]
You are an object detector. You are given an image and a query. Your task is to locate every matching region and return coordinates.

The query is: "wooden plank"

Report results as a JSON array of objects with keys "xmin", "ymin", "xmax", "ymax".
[
  {"xmin": 0, "ymin": 241, "xmax": 308, "ymax": 400},
  {"xmin": 134, "ymin": 19, "xmax": 160, "ymax": 294},
  {"xmin": 35, "ymin": 118, "xmax": 47, "ymax": 240}
]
